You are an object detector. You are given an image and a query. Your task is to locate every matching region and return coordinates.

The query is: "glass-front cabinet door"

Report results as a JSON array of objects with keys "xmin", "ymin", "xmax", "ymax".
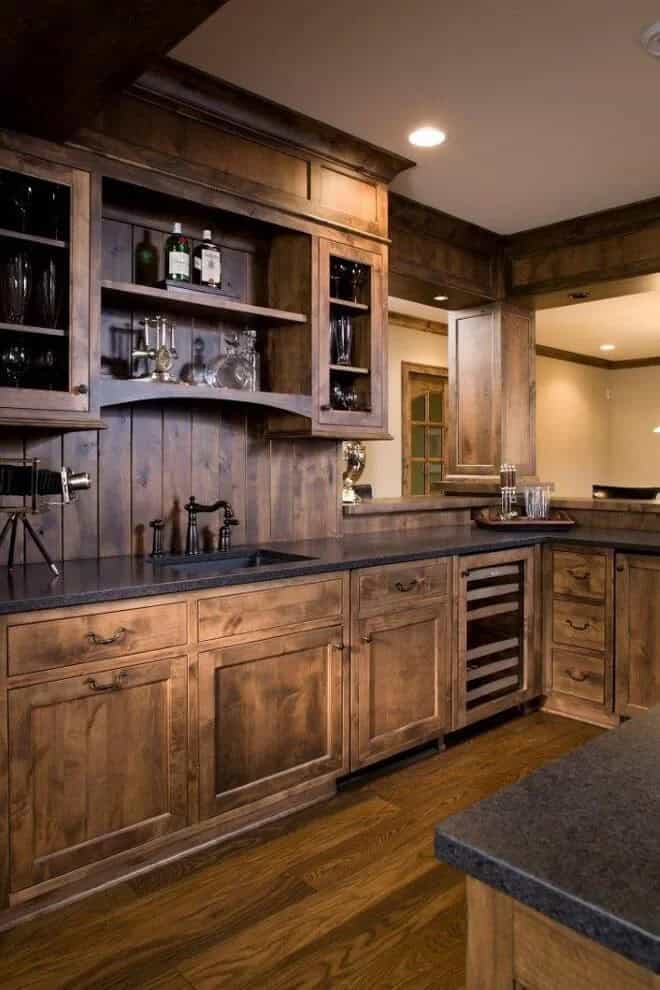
[
  {"xmin": 0, "ymin": 148, "xmax": 90, "ymax": 418},
  {"xmin": 317, "ymin": 238, "xmax": 386, "ymax": 434}
]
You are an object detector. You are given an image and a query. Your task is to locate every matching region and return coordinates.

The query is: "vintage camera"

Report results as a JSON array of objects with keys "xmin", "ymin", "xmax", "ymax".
[{"xmin": 0, "ymin": 463, "xmax": 90, "ymax": 504}]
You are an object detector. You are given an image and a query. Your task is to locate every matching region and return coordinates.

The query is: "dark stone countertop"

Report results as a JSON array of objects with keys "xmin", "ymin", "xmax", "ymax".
[
  {"xmin": 5, "ymin": 522, "xmax": 660, "ymax": 615},
  {"xmin": 435, "ymin": 708, "xmax": 660, "ymax": 973}
]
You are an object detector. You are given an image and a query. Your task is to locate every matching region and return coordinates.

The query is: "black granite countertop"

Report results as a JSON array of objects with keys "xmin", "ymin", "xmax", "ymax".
[
  {"xmin": 435, "ymin": 708, "xmax": 660, "ymax": 973},
  {"xmin": 5, "ymin": 523, "xmax": 660, "ymax": 615}
]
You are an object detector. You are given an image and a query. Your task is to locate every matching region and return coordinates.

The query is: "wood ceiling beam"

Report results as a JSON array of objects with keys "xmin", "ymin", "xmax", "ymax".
[{"xmin": 0, "ymin": 1, "xmax": 230, "ymax": 142}]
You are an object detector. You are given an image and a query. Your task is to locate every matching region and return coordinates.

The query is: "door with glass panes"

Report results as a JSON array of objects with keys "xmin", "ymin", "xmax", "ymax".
[{"xmin": 402, "ymin": 362, "xmax": 447, "ymax": 495}]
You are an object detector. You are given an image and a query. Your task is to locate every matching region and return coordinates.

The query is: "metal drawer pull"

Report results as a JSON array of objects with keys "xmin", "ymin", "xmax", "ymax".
[
  {"xmin": 85, "ymin": 673, "xmax": 126, "ymax": 692},
  {"xmin": 568, "ymin": 568, "xmax": 590, "ymax": 580},
  {"xmin": 87, "ymin": 626, "xmax": 127, "ymax": 646},
  {"xmin": 361, "ymin": 634, "xmax": 373, "ymax": 644},
  {"xmin": 395, "ymin": 579, "xmax": 420, "ymax": 593},
  {"xmin": 567, "ymin": 668, "xmax": 589, "ymax": 682},
  {"xmin": 565, "ymin": 619, "xmax": 590, "ymax": 632}
]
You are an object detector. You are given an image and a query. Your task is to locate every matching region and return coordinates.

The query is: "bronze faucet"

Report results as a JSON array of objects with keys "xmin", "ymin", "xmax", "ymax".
[{"xmin": 184, "ymin": 497, "xmax": 239, "ymax": 555}]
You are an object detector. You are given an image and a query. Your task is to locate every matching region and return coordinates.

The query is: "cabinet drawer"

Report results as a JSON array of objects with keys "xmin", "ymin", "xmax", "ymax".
[
  {"xmin": 198, "ymin": 576, "xmax": 344, "ymax": 643},
  {"xmin": 552, "ymin": 550, "xmax": 606, "ymax": 600},
  {"xmin": 552, "ymin": 599, "xmax": 606, "ymax": 652},
  {"xmin": 551, "ymin": 649, "xmax": 606, "ymax": 704},
  {"xmin": 8, "ymin": 601, "xmax": 188, "ymax": 676},
  {"xmin": 356, "ymin": 559, "xmax": 449, "ymax": 614}
]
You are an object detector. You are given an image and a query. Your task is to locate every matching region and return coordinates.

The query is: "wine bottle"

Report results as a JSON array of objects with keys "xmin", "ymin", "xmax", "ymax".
[
  {"xmin": 193, "ymin": 229, "xmax": 222, "ymax": 289},
  {"xmin": 135, "ymin": 230, "xmax": 159, "ymax": 286},
  {"xmin": 165, "ymin": 222, "xmax": 190, "ymax": 283}
]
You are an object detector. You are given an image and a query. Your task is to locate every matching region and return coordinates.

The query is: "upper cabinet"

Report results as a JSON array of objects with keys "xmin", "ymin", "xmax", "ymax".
[
  {"xmin": 0, "ymin": 147, "xmax": 95, "ymax": 429},
  {"xmin": 447, "ymin": 302, "xmax": 536, "ymax": 482}
]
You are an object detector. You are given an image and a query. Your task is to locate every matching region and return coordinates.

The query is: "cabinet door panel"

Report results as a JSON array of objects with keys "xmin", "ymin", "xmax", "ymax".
[
  {"xmin": 616, "ymin": 555, "xmax": 660, "ymax": 716},
  {"xmin": 9, "ymin": 656, "xmax": 187, "ymax": 891},
  {"xmin": 352, "ymin": 603, "xmax": 450, "ymax": 769},
  {"xmin": 199, "ymin": 627, "xmax": 346, "ymax": 819}
]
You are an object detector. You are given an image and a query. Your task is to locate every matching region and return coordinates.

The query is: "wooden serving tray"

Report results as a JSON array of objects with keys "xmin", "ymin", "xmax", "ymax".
[{"xmin": 475, "ymin": 507, "xmax": 575, "ymax": 531}]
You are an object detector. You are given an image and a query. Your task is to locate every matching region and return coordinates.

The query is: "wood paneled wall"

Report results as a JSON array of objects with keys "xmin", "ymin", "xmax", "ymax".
[{"xmin": 0, "ymin": 410, "xmax": 341, "ymax": 565}]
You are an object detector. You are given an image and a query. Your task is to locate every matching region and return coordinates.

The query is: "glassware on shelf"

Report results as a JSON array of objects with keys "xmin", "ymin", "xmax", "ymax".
[
  {"xmin": 1, "ymin": 250, "xmax": 32, "ymax": 324},
  {"xmin": 330, "ymin": 257, "xmax": 349, "ymax": 298},
  {"xmin": 524, "ymin": 484, "xmax": 553, "ymax": 520},
  {"xmin": 182, "ymin": 336, "xmax": 208, "ymax": 385},
  {"xmin": 331, "ymin": 315, "xmax": 353, "ymax": 365},
  {"xmin": 135, "ymin": 230, "xmax": 159, "ymax": 287},
  {"xmin": 0, "ymin": 336, "xmax": 29, "ymax": 387},
  {"xmin": 34, "ymin": 256, "xmax": 62, "ymax": 329},
  {"xmin": 331, "ymin": 382, "xmax": 359, "ymax": 410},
  {"xmin": 39, "ymin": 184, "xmax": 67, "ymax": 241},
  {"xmin": 348, "ymin": 262, "xmax": 366, "ymax": 303},
  {"xmin": 9, "ymin": 176, "xmax": 34, "ymax": 234},
  {"xmin": 204, "ymin": 332, "xmax": 253, "ymax": 390}
]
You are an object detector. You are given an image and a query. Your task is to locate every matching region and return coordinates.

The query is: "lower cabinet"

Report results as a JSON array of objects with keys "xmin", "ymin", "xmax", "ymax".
[
  {"xmin": 615, "ymin": 553, "xmax": 660, "ymax": 716},
  {"xmin": 198, "ymin": 626, "xmax": 347, "ymax": 819},
  {"xmin": 351, "ymin": 602, "xmax": 451, "ymax": 769},
  {"xmin": 8, "ymin": 656, "xmax": 188, "ymax": 892}
]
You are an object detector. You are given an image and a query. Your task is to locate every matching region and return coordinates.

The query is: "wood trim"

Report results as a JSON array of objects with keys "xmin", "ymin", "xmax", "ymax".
[
  {"xmin": 389, "ymin": 311, "xmax": 448, "ymax": 336},
  {"xmin": 466, "ymin": 877, "xmax": 514, "ymax": 988},
  {"xmin": 401, "ymin": 361, "xmax": 448, "ymax": 496},
  {"xmin": 535, "ymin": 345, "xmax": 612, "ymax": 369}
]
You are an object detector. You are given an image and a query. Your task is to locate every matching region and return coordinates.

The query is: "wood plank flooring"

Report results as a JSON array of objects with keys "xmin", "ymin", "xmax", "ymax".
[{"xmin": 0, "ymin": 712, "xmax": 602, "ymax": 990}]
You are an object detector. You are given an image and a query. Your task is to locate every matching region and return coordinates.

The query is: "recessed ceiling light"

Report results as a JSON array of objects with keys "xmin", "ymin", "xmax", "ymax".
[
  {"xmin": 408, "ymin": 126, "xmax": 446, "ymax": 148},
  {"xmin": 569, "ymin": 290, "xmax": 591, "ymax": 301},
  {"xmin": 641, "ymin": 21, "xmax": 660, "ymax": 57},
  {"xmin": 599, "ymin": 344, "xmax": 616, "ymax": 352},
  {"xmin": 653, "ymin": 426, "xmax": 660, "ymax": 433},
  {"xmin": 433, "ymin": 295, "xmax": 448, "ymax": 302}
]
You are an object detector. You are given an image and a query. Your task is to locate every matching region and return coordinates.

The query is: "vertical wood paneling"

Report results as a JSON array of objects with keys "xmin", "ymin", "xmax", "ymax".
[
  {"xmin": 131, "ymin": 406, "xmax": 163, "ymax": 556},
  {"xmin": 218, "ymin": 409, "xmax": 248, "ymax": 546},
  {"xmin": 0, "ymin": 434, "xmax": 26, "ymax": 565},
  {"xmin": 191, "ymin": 406, "xmax": 222, "ymax": 553},
  {"xmin": 23, "ymin": 434, "xmax": 63, "ymax": 565},
  {"xmin": 98, "ymin": 406, "xmax": 132, "ymax": 557},
  {"xmin": 161, "ymin": 407, "xmax": 192, "ymax": 555},
  {"xmin": 62, "ymin": 430, "xmax": 99, "ymax": 559},
  {"xmin": 245, "ymin": 417, "xmax": 271, "ymax": 544}
]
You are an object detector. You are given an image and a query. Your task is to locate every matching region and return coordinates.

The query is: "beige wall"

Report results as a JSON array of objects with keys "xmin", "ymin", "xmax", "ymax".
[
  {"xmin": 360, "ymin": 319, "xmax": 448, "ymax": 498},
  {"xmin": 536, "ymin": 357, "xmax": 660, "ymax": 495}
]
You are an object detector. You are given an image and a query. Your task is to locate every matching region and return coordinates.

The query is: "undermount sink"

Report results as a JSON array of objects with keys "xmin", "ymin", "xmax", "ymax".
[{"xmin": 154, "ymin": 548, "xmax": 317, "ymax": 574}]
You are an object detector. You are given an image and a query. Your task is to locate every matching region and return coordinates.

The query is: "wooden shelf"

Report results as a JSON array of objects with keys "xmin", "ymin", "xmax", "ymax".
[
  {"xmin": 97, "ymin": 378, "xmax": 313, "ymax": 417},
  {"xmin": 0, "ymin": 321, "xmax": 65, "ymax": 337},
  {"xmin": 467, "ymin": 674, "xmax": 519, "ymax": 702},
  {"xmin": 101, "ymin": 280, "xmax": 307, "ymax": 326},
  {"xmin": 329, "ymin": 297, "xmax": 369, "ymax": 312},
  {"xmin": 467, "ymin": 656, "xmax": 520, "ymax": 682},
  {"xmin": 0, "ymin": 227, "xmax": 68, "ymax": 250},
  {"xmin": 466, "ymin": 637, "xmax": 520, "ymax": 662},
  {"xmin": 467, "ymin": 601, "xmax": 520, "ymax": 622},
  {"xmin": 467, "ymin": 583, "xmax": 520, "ymax": 602},
  {"xmin": 329, "ymin": 363, "xmax": 370, "ymax": 375}
]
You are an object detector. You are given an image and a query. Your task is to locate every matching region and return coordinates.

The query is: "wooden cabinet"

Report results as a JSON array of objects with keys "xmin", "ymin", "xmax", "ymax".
[
  {"xmin": 615, "ymin": 553, "xmax": 660, "ymax": 717},
  {"xmin": 543, "ymin": 545, "xmax": 616, "ymax": 727},
  {"xmin": 351, "ymin": 602, "xmax": 451, "ymax": 769},
  {"xmin": 198, "ymin": 627, "xmax": 347, "ymax": 818},
  {"xmin": 454, "ymin": 547, "xmax": 540, "ymax": 729},
  {"xmin": 350, "ymin": 559, "xmax": 452, "ymax": 769},
  {"xmin": 8, "ymin": 656, "xmax": 187, "ymax": 891},
  {"xmin": 446, "ymin": 302, "xmax": 535, "ymax": 481},
  {"xmin": 0, "ymin": 145, "xmax": 93, "ymax": 427}
]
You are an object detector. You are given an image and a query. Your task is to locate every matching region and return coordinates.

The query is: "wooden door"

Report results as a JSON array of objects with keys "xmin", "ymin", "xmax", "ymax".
[
  {"xmin": 198, "ymin": 626, "xmax": 347, "ymax": 820},
  {"xmin": 401, "ymin": 362, "xmax": 448, "ymax": 496},
  {"xmin": 0, "ymin": 146, "xmax": 91, "ymax": 417},
  {"xmin": 615, "ymin": 554, "xmax": 660, "ymax": 716},
  {"xmin": 352, "ymin": 603, "xmax": 451, "ymax": 769},
  {"xmin": 8, "ymin": 656, "xmax": 187, "ymax": 891},
  {"xmin": 317, "ymin": 237, "xmax": 386, "ymax": 434},
  {"xmin": 455, "ymin": 547, "xmax": 540, "ymax": 729}
]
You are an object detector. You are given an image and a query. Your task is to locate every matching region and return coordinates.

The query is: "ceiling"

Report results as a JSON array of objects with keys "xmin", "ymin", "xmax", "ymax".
[
  {"xmin": 172, "ymin": 0, "xmax": 660, "ymax": 234},
  {"xmin": 537, "ymin": 291, "xmax": 660, "ymax": 360}
]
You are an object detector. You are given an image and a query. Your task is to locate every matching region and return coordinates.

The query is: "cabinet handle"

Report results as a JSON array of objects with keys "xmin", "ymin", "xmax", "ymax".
[
  {"xmin": 86, "ymin": 626, "xmax": 127, "ymax": 646},
  {"xmin": 565, "ymin": 619, "xmax": 590, "ymax": 632},
  {"xmin": 320, "ymin": 404, "xmax": 331, "ymax": 411},
  {"xmin": 567, "ymin": 668, "xmax": 588, "ymax": 682},
  {"xmin": 361, "ymin": 634, "xmax": 373, "ymax": 644},
  {"xmin": 333, "ymin": 642, "xmax": 344, "ymax": 651},
  {"xmin": 76, "ymin": 383, "xmax": 88, "ymax": 395},
  {"xmin": 616, "ymin": 565, "xmax": 625, "ymax": 573},
  {"xmin": 85, "ymin": 672, "xmax": 126, "ymax": 693},
  {"xmin": 568, "ymin": 568, "xmax": 590, "ymax": 580},
  {"xmin": 395, "ymin": 578, "xmax": 420, "ymax": 593}
]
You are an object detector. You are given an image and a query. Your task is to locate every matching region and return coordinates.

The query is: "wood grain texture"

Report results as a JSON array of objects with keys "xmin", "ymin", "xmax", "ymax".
[
  {"xmin": 466, "ymin": 877, "xmax": 514, "ymax": 989},
  {"xmin": 615, "ymin": 554, "xmax": 660, "ymax": 717},
  {"xmin": 0, "ymin": 711, "xmax": 601, "ymax": 987}
]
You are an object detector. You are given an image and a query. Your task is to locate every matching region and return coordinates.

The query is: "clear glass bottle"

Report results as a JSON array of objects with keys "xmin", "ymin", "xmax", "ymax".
[
  {"xmin": 165, "ymin": 222, "xmax": 190, "ymax": 283},
  {"xmin": 193, "ymin": 229, "xmax": 222, "ymax": 288}
]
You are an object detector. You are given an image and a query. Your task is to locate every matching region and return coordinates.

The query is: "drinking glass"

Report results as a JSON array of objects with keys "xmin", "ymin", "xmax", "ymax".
[
  {"xmin": 330, "ymin": 258, "xmax": 349, "ymax": 298},
  {"xmin": 1, "ymin": 250, "xmax": 32, "ymax": 324},
  {"xmin": 39, "ymin": 185, "xmax": 67, "ymax": 241},
  {"xmin": 1, "ymin": 338, "xmax": 29, "ymax": 387},
  {"xmin": 9, "ymin": 176, "xmax": 34, "ymax": 234},
  {"xmin": 34, "ymin": 256, "xmax": 62, "ymax": 328},
  {"xmin": 348, "ymin": 262, "xmax": 366, "ymax": 303},
  {"xmin": 331, "ymin": 315, "xmax": 353, "ymax": 365}
]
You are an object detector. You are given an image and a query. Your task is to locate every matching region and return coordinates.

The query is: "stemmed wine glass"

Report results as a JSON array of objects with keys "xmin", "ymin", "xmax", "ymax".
[
  {"xmin": 330, "ymin": 258, "xmax": 349, "ymax": 298},
  {"xmin": 348, "ymin": 263, "xmax": 366, "ymax": 303},
  {"xmin": 1, "ymin": 250, "xmax": 32, "ymax": 324}
]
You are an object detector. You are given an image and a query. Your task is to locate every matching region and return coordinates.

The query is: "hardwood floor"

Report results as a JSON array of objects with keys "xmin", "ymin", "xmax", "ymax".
[{"xmin": 0, "ymin": 711, "xmax": 602, "ymax": 990}]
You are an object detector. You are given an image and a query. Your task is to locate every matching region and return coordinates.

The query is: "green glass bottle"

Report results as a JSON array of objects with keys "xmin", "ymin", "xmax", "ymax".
[
  {"xmin": 135, "ymin": 230, "xmax": 159, "ymax": 286},
  {"xmin": 165, "ymin": 222, "xmax": 190, "ymax": 283}
]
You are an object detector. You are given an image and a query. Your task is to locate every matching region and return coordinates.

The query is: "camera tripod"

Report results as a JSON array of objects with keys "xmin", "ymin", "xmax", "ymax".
[{"xmin": 0, "ymin": 508, "xmax": 60, "ymax": 576}]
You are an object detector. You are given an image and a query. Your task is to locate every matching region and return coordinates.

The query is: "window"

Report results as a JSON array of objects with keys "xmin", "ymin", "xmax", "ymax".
[{"xmin": 402, "ymin": 362, "xmax": 448, "ymax": 495}]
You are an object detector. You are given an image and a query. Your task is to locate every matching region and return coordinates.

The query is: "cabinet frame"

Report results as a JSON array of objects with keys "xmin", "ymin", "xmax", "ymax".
[{"xmin": 615, "ymin": 553, "xmax": 660, "ymax": 717}]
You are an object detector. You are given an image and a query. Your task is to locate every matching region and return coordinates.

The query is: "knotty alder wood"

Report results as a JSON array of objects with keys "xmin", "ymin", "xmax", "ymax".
[
  {"xmin": 616, "ymin": 554, "xmax": 660, "ymax": 716},
  {"xmin": 0, "ymin": 713, "xmax": 601, "ymax": 987},
  {"xmin": 466, "ymin": 878, "xmax": 660, "ymax": 990},
  {"xmin": 356, "ymin": 558, "xmax": 450, "ymax": 616}
]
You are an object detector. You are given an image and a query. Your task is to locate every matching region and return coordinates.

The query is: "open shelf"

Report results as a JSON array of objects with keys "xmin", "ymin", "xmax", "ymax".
[
  {"xmin": 329, "ymin": 297, "xmax": 369, "ymax": 312},
  {"xmin": 0, "ymin": 321, "xmax": 65, "ymax": 337},
  {"xmin": 0, "ymin": 226, "xmax": 68, "ymax": 250},
  {"xmin": 101, "ymin": 280, "xmax": 307, "ymax": 327},
  {"xmin": 329, "ymin": 363, "xmax": 370, "ymax": 375},
  {"xmin": 97, "ymin": 377, "xmax": 313, "ymax": 417}
]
